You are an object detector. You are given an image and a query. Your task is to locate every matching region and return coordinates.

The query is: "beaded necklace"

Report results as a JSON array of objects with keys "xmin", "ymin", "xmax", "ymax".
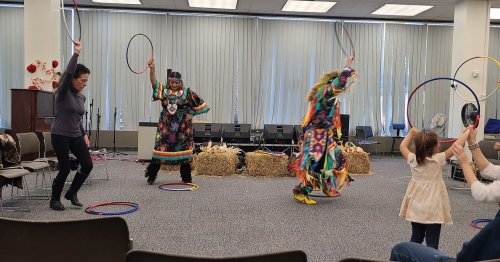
[{"xmin": 166, "ymin": 89, "xmax": 184, "ymax": 115}]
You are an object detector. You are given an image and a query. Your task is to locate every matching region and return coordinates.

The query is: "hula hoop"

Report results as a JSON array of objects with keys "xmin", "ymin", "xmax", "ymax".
[
  {"xmin": 126, "ymin": 33, "xmax": 154, "ymax": 74},
  {"xmin": 61, "ymin": 0, "xmax": 82, "ymax": 45},
  {"xmin": 452, "ymin": 56, "xmax": 500, "ymax": 102},
  {"xmin": 334, "ymin": 21, "xmax": 356, "ymax": 59},
  {"xmin": 308, "ymin": 193, "xmax": 340, "ymax": 198},
  {"xmin": 470, "ymin": 218, "xmax": 492, "ymax": 229},
  {"xmin": 85, "ymin": 201, "xmax": 139, "ymax": 216},
  {"xmin": 159, "ymin": 182, "xmax": 199, "ymax": 191},
  {"xmin": 406, "ymin": 77, "xmax": 480, "ymax": 143}
]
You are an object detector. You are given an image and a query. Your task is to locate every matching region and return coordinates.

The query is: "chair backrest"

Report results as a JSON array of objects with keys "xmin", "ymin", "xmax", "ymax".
[
  {"xmin": 392, "ymin": 123, "xmax": 405, "ymax": 137},
  {"xmin": 41, "ymin": 131, "xmax": 54, "ymax": 157},
  {"xmin": 479, "ymin": 140, "xmax": 498, "ymax": 160},
  {"xmin": 338, "ymin": 258, "xmax": 390, "ymax": 262},
  {"xmin": 0, "ymin": 217, "xmax": 131, "ymax": 262},
  {"xmin": 355, "ymin": 126, "xmax": 374, "ymax": 140},
  {"xmin": 16, "ymin": 132, "xmax": 41, "ymax": 160},
  {"xmin": 126, "ymin": 250, "xmax": 307, "ymax": 262}
]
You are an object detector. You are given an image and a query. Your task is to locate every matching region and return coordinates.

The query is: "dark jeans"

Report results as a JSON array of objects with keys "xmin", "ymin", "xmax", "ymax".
[
  {"xmin": 390, "ymin": 242, "xmax": 454, "ymax": 262},
  {"xmin": 410, "ymin": 222, "xmax": 442, "ymax": 250},
  {"xmin": 51, "ymin": 134, "xmax": 93, "ymax": 181}
]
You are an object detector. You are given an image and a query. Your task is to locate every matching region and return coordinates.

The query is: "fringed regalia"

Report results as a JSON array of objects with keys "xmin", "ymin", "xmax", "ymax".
[{"xmin": 292, "ymin": 67, "xmax": 355, "ymax": 197}]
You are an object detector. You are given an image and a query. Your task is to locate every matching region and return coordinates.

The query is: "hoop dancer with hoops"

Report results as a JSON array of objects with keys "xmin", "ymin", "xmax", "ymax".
[
  {"xmin": 144, "ymin": 58, "xmax": 209, "ymax": 185},
  {"xmin": 290, "ymin": 56, "xmax": 358, "ymax": 205}
]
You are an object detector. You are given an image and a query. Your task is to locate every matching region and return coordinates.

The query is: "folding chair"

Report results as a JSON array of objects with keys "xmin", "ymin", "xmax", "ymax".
[
  {"xmin": 354, "ymin": 126, "xmax": 380, "ymax": 155},
  {"xmin": 126, "ymin": 250, "xmax": 307, "ymax": 262},
  {"xmin": 0, "ymin": 216, "xmax": 131, "ymax": 262},
  {"xmin": 89, "ymin": 148, "xmax": 109, "ymax": 181},
  {"xmin": 16, "ymin": 132, "xmax": 51, "ymax": 198},
  {"xmin": 0, "ymin": 134, "xmax": 32, "ymax": 214},
  {"xmin": 40, "ymin": 131, "xmax": 59, "ymax": 169},
  {"xmin": 0, "ymin": 167, "xmax": 30, "ymax": 215}
]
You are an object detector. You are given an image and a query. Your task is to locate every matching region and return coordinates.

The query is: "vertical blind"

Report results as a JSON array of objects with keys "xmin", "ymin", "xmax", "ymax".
[{"xmin": 1, "ymin": 6, "xmax": 499, "ymax": 135}]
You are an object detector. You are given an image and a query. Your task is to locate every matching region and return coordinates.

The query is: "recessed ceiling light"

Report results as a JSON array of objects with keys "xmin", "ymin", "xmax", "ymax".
[
  {"xmin": 372, "ymin": 4, "xmax": 433, "ymax": 16},
  {"xmin": 282, "ymin": 0, "xmax": 336, "ymax": 13},
  {"xmin": 188, "ymin": 0, "xmax": 238, "ymax": 10},
  {"xmin": 92, "ymin": 0, "xmax": 142, "ymax": 4},
  {"xmin": 491, "ymin": 8, "xmax": 500, "ymax": 19}
]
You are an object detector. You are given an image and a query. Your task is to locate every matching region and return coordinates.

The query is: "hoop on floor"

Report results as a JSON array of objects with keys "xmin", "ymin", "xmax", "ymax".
[
  {"xmin": 333, "ymin": 21, "xmax": 355, "ymax": 59},
  {"xmin": 159, "ymin": 182, "xmax": 199, "ymax": 191},
  {"xmin": 308, "ymin": 193, "xmax": 340, "ymax": 198},
  {"xmin": 61, "ymin": 0, "xmax": 82, "ymax": 45},
  {"xmin": 126, "ymin": 33, "xmax": 154, "ymax": 74},
  {"xmin": 85, "ymin": 201, "xmax": 139, "ymax": 216},
  {"xmin": 470, "ymin": 218, "xmax": 492, "ymax": 229},
  {"xmin": 452, "ymin": 56, "xmax": 500, "ymax": 102},
  {"xmin": 406, "ymin": 77, "xmax": 480, "ymax": 143}
]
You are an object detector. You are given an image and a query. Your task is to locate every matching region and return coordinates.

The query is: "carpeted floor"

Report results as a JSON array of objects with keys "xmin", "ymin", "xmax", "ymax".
[{"xmin": 1, "ymin": 154, "xmax": 497, "ymax": 261}]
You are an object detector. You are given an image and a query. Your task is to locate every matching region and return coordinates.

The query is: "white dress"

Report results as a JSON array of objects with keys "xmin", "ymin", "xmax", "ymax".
[{"xmin": 399, "ymin": 152, "xmax": 452, "ymax": 225}]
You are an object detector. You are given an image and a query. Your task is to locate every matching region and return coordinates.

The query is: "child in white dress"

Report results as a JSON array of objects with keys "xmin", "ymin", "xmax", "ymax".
[{"xmin": 399, "ymin": 127, "xmax": 469, "ymax": 250}]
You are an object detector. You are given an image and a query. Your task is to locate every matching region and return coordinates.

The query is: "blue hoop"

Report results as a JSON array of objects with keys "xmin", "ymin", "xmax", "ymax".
[
  {"xmin": 85, "ymin": 201, "xmax": 139, "ymax": 216},
  {"xmin": 470, "ymin": 218, "xmax": 492, "ymax": 229},
  {"xmin": 407, "ymin": 77, "xmax": 481, "ymax": 143}
]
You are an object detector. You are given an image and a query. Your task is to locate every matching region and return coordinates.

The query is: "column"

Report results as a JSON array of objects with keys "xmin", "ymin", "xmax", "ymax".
[
  {"xmin": 24, "ymin": 0, "xmax": 61, "ymax": 91},
  {"xmin": 448, "ymin": 0, "xmax": 490, "ymax": 141}
]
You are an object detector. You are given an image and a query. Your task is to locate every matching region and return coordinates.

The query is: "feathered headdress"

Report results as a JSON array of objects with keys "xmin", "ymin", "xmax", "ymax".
[{"xmin": 305, "ymin": 70, "xmax": 339, "ymax": 102}]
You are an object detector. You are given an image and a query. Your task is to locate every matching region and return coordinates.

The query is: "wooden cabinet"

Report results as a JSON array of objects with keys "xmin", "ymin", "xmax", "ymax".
[{"xmin": 11, "ymin": 89, "xmax": 54, "ymax": 134}]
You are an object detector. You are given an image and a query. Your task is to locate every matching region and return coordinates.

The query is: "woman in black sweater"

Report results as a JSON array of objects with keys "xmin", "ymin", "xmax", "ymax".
[{"xmin": 50, "ymin": 41, "xmax": 93, "ymax": 211}]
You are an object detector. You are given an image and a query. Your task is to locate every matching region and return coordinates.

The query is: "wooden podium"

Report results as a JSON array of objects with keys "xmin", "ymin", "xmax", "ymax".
[{"xmin": 11, "ymin": 89, "xmax": 54, "ymax": 134}]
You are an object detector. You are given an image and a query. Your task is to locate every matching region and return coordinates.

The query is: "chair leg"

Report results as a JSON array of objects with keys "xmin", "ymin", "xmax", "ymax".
[{"xmin": 0, "ymin": 179, "xmax": 31, "ymax": 214}]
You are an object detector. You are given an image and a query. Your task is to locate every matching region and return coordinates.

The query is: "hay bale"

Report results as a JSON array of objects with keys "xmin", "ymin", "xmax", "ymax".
[
  {"xmin": 341, "ymin": 142, "xmax": 371, "ymax": 175},
  {"xmin": 192, "ymin": 152, "xmax": 238, "ymax": 176},
  {"xmin": 246, "ymin": 150, "xmax": 289, "ymax": 177}
]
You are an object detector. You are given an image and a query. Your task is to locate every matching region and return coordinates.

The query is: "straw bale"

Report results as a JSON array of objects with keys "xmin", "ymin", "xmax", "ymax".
[
  {"xmin": 246, "ymin": 150, "xmax": 289, "ymax": 177},
  {"xmin": 341, "ymin": 142, "xmax": 371, "ymax": 175},
  {"xmin": 192, "ymin": 142, "xmax": 240, "ymax": 176},
  {"xmin": 192, "ymin": 152, "xmax": 238, "ymax": 176}
]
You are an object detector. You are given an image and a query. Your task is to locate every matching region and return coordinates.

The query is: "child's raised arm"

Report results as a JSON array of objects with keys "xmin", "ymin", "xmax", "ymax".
[{"xmin": 400, "ymin": 128, "xmax": 417, "ymax": 160}]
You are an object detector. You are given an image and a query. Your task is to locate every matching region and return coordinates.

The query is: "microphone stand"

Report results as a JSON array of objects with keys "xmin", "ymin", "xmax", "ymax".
[
  {"xmin": 89, "ymin": 99, "xmax": 93, "ymax": 139},
  {"xmin": 94, "ymin": 108, "xmax": 101, "ymax": 150},
  {"xmin": 112, "ymin": 107, "xmax": 127, "ymax": 157},
  {"xmin": 84, "ymin": 110, "xmax": 88, "ymax": 135}
]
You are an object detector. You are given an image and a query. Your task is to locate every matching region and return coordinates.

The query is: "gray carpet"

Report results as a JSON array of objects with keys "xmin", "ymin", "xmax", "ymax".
[{"xmin": 1, "ymin": 154, "xmax": 498, "ymax": 262}]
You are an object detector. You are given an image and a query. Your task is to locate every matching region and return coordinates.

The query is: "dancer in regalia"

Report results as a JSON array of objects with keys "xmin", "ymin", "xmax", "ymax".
[
  {"xmin": 144, "ymin": 58, "xmax": 209, "ymax": 184},
  {"xmin": 291, "ymin": 56, "xmax": 357, "ymax": 205}
]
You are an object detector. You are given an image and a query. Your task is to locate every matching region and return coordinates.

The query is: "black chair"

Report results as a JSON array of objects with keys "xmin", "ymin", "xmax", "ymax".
[
  {"xmin": 354, "ymin": 126, "xmax": 380, "ymax": 155},
  {"xmin": 126, "ymin": 250, "xmax": 307, "ymax": 262},
  {"xmin": 0, "ymin": 217, "xmax": 131, "ymax": 262},
  {"xmin": 390, "ymin": 123, "xmax": 405, "ymax": 155},
  {"xmin": 479, "ymin": 140, "xmax": 500, "ymax": 165}
]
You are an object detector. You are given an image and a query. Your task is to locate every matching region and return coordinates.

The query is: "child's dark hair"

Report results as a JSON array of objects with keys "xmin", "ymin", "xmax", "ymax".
[
  {"xmin": 414, "ymin": 129, "xmax": 438, "ymax": 165},
  {"xmin": 74, "ymin": 64, "xmax": 90, "ymax": 79}
]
